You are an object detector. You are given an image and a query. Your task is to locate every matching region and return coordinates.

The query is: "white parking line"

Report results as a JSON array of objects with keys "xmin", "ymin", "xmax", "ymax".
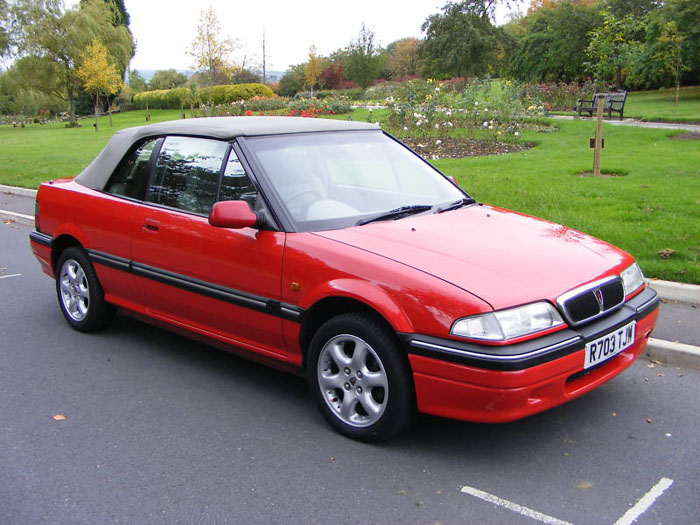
[
  {"xmin": 0, "ymin": 273, "xmax": 22, "ymax": 279},
  {"xmin": 460, "ymin": 485, "xmax": 573, "ymax": 525},
  {"xmin": 614, "ymin": 477, "xmax": 674, "ymax": 525}
]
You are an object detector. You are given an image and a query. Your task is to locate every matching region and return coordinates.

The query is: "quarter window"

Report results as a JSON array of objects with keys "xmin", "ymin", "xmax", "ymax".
[
  {"xmin": 146, "ymin": 136, "xmax": 228, "ymax": 215},
  {"xmin": 219, "ymin": 149, "xmax": 259, "ymax": 210},
  {"xmin": 105, "ymin": 139, "xmax": 157, "ymax": 199}
]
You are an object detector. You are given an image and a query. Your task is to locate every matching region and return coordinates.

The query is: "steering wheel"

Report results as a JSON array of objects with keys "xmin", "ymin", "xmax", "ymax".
[{"xmin": 284, "ymin": 187, "xmax": 324, "ymax": 209}]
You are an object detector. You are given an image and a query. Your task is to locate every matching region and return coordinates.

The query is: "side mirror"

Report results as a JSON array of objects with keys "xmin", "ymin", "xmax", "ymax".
[{"xmin": 209, "ymin": 200, "xmax": 257, "ymax": 229}]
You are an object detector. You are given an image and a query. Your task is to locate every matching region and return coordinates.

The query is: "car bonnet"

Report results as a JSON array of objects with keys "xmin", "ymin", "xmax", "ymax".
[{"xmin": 314, "ymin": 204, "xmax": 632, "ymax": 311}]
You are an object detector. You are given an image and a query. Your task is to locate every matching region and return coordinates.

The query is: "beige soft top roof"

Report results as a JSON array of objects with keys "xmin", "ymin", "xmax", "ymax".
[{"xmin": 75, "ymin": 116, "xmax": 380, "ymax": 190}]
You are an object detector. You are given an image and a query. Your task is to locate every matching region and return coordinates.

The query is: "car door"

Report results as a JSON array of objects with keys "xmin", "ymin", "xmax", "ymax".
[
  {"xmin": 89, "ymin": 137, "xmax": 160, "ymax": 308},
  {"xmin": 130, "ymin": 136, "xmax": 286, "ymax": 357}
]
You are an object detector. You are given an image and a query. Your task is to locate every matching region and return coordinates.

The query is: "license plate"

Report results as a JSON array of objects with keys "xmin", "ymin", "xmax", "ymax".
[{"xmin": 584, "ymin": 321, "xmax": 636, "ymax": 369}]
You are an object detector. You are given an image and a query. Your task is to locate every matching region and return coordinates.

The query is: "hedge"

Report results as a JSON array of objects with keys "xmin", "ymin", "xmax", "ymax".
[{"xmin": 133, "ymin": 83, "xmax": 274, "ymax": 109}]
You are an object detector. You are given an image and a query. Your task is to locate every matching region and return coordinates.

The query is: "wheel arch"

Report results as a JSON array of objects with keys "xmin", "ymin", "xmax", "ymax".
[
  {"xmin": 298, "ymin": 284, "xmax": 413, "ymax": 369},
  {"xmin": 51, "ymin": 234, "xmax": 84, "ymax": 273}
]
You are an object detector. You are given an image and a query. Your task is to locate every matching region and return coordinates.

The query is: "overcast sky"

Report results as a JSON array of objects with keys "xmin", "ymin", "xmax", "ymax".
[{"xmin": 66, "ymin": 0, "xmax": 526, "ymax": 73}]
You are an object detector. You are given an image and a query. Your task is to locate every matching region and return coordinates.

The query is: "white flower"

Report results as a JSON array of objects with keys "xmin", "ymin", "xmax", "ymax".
[
  {"xmin": 434, "ymin": 123, "xmax": 440, "ymax": 129},
  {"xmin": 431, "ymin": 155, "xmax": 440, "ymax": 160},
  {"xmin": 474, "ymin": 101, "xmax": 479, "ymax": 106},
  {"xmin": 413, "ymin": 112, "xmax": 423, "ymax": 118},
  {"xmin": 483, "ymin": 121, "xmax": 489, "ymax": 127},
  {"xmin": 514, "ymin": 131, "xmax": 519, "ymax": 136},
  {"xmin": 435, "ymin": 140, "xmax": 442, "ymax": 145},
  {"xmin": 434, "ymin": 87, "xmax": 440, "ymax": 92},
  {"xmin": 403, "ymin": 126, "xmax": 408, "ymax": 131},
  {"xmin": 488, "ymin": 125, "xmax": 494, "ymax": 129},
  {"xmin": 416, "ymin": 120, "xmax": 422, "ymax": 126},
  {"xmin": 445, "ymin": 110, "xmax": 452, "ymax": 116}
]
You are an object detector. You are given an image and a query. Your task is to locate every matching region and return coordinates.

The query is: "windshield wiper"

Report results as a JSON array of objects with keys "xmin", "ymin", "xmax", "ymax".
[
  {"xmin": 436, "ymin": 197, "xmax": 476, "ymax": 213},
  {"xmin": 356, "ymin": 204, "xmax": 434, "ymax": 226}
]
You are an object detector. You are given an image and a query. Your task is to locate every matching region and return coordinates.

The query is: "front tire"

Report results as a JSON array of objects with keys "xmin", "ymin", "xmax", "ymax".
[
  {"xmin": 56, "ymin": 247, "xmax": 115, "ymax": 332},
  {"xmin": 307, "ymin": 313, "xmax": 415, "ymax": 441}
]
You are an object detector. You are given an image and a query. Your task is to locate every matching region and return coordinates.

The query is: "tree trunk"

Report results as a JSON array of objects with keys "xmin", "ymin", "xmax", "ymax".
[
  {"xmin": 69, "ymin": 97, "xmax": 77, "ymax": 126},
  {"xmin": 94, "ymin": 94, "xmax": 99, "ymax": 132},
  {"xmin": 614, "ymin": 66, "xmax": 623, "ymax": 91}
]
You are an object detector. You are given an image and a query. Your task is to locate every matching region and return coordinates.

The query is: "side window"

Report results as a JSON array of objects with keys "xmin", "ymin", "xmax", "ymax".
[
  {"xmin": 105, "ymin": 139, "xmax": 157, "ymax": 199},
  {"xmin": 146, "ymin": 136, "xmax": 227, "ymax": 215},
  {"xmin": 219, "ymin": 149, "xmax": 259, "ymax": 210}
]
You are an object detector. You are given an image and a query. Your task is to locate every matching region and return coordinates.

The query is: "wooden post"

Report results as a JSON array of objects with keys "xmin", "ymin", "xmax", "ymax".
[{"xmin": 593, "ymin": 97, "xmax": 604, "ymax": 177}]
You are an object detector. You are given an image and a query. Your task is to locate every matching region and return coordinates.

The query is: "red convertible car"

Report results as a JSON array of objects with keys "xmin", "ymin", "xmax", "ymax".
[{"xmin": 30, "ymin": 117, "xmax": 659, "ymax": 440}]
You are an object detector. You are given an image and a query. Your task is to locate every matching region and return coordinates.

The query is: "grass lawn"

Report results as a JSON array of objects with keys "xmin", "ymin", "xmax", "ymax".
[
  {"xmin": 1, "ymin": 109, "xmax": 698, "ymax": 283},
  {"xmin": 433, "ymin": 118, "xmax": 700, "ymax": 284},
  {"xmin": 0, "ymin": 110, "xmax": 183, "ymax": 187},
  {"xmin": 625, "ymin": 86, "xmax": 700, "ymax": 123}
]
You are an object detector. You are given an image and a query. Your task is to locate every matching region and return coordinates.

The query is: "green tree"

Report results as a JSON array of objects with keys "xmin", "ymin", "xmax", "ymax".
[
  {"xmin": 231, "ymin": 69, "xmax": 260, "ymax": 84},
  {"xmin": 586, "ymin": 12, "xmax": 645, "ymax": 89},
  {"xmin": 345, "ymin": 24, "xmax": 384, "ymax": 90},
  {"xmin": 386, "ymin": 38, "xmax": 422, "ymax": 79},
  {"xmin": 77, "ymin": 38, "xmax": 122, "ymax": 130},
  {"xmin": 507, "ymin": 0, "xmax": 602, "ymax": 82},
  {"xmin": 277, "ymin": 63, "xmax": 305, "ymax": 97},
  {"xmin": 643, "ymin": 0, "xmax": 700, "ymax": 85},
  {"xmin": 304, "ymin": 45, "xmax": 323, "ymax": 95},
  {"xmin": 148, "ymin": 68, "xmax": 187, "ymax": 90},
  {"xmin": 603, "ymin": 0, "xmax": 660, "ymax": 18},
  {"xmin": 1, "ymin": 0, "xmax": 11, "ymax": 60},
  {"xmin": 127, "ymin": 68, "xmax": 147, "ymax": 92},
  {"xmin": 652, "ymin": 22, "xmax": 687, "ymax": 104},
  {"xmin": 189, "ymin": 7, "xmax": 237, "ymax": 88},
  {"xmin": 421, "ymin": 1, "xmax": 504, "ymax": 78},
  {"xmin": 12, "ymin": 0, "xmax": 133, "ymax": 124}
]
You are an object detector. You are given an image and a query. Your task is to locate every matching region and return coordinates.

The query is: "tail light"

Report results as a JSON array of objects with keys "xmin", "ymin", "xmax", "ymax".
[{"xmin": 34, "ymin": 200, "xmax": 41, "ymax": 232}]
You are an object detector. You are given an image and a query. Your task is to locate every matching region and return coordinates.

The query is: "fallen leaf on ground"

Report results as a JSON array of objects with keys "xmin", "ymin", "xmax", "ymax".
[{"xmin": 52, "ymin": 414, "xmax": 66, "ymax": 421}]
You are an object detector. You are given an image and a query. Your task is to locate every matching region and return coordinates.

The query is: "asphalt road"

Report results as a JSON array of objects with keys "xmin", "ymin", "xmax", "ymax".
[{"xmin": 2, "ymin": 220, "xmax": 699, "ymax": 525}]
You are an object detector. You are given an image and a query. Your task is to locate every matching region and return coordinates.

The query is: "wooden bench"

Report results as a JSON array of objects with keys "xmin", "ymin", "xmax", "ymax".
[{"xmin": 577, "ymin": 91, "xmax": 628, "ymax": 120}]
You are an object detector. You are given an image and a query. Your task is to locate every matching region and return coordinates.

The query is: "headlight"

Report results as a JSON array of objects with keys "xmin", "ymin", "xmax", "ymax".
[
  {"xmin": 620, "ymin": 262, "xmax": 644, "ymax": 296},
  {"xmin": 451, "ymin": 302, "xmax": 565, "ymax": 342}
]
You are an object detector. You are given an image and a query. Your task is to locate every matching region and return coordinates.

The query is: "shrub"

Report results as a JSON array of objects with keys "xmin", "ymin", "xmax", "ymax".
[
  {"xmin": 287, "ymin": 96, "xmax": 353, "ymax": 115},
  {"xmin": 519, "ymin": 80, "xmax": 611, "ymax": 111},
  {"xmin": 133, "ymin": 83, "xmax": 273, "ymax": 109},
  {"xmin": 293, "ymin": 88, "xmax": 365, "ymax": 101}
]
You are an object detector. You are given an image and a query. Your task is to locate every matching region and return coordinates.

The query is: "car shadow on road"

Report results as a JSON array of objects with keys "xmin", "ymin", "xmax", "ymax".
[{"xmin": 102, "ymin": 311, "xmax": 631, "ymax": 457}]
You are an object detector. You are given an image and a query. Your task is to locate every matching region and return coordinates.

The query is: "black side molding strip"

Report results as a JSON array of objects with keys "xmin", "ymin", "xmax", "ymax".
[
  {"xmin": 88, "ymin": 250, "xmax": 131, "ymax": 272},
  {"xmin": 86, "ymin": 249, "xmax": 305, "ymax": 322},
  {"xmin": 29, "ymin": 231, "xmax": 54, "ymax": 247}
]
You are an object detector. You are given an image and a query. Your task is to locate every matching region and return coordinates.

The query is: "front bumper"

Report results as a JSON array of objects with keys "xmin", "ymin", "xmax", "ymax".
[{"xmin": 402, "ymin": 287, "xmax": 659, "ymax": 423}]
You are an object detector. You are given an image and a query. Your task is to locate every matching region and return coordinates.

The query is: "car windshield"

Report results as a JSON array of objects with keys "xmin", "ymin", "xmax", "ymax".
[{"xmin": 244, "ymin": 130, "xmax": 468, "ymax": 232}]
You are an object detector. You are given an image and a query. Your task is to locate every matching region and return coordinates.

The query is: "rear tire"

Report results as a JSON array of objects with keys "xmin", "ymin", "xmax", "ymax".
[
  {"xmin": 56, "ymin": 247, "xmax": 115, "ymax": 332},
  {"xmin": 307, "ymin": 312, "xmax": 415, "ymax": 441}
]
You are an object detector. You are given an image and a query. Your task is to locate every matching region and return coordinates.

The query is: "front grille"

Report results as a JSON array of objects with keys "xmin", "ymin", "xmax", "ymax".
[{"xmin": 557, "ymin": 276, "xmax": 625, "ymax": 326}]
